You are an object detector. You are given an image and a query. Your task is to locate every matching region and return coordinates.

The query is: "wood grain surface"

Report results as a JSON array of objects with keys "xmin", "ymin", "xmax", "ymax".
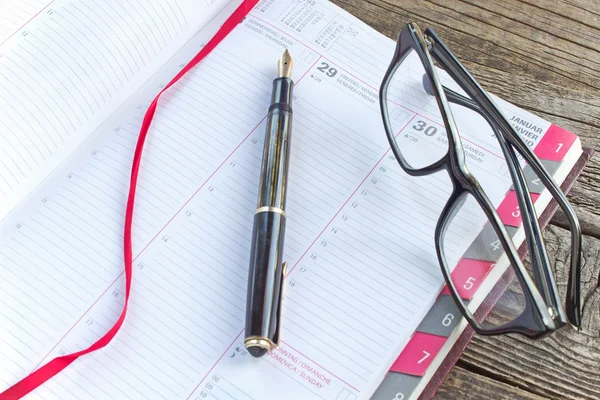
[{"xmin": 330, "ymin": 0, "xmax": 600, "ymax": 399}]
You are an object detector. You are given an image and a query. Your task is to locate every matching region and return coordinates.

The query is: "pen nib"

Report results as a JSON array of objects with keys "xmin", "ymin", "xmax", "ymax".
[{"xmin": 277, "ymin": 49, "xmax": 293, "ymax": 78}]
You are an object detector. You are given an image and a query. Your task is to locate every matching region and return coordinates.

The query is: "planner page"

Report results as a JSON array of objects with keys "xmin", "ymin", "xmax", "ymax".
[
  {"xmin": 0, "ymin": 0, "xmax": 230, "ymax": 220},
  {"xmin": 0, "ymin": 0, "xmax": 581, "ymax": 400},
  {"xmin": 0, "ymin": 0, "xmax": 51, "ymax": 43}
]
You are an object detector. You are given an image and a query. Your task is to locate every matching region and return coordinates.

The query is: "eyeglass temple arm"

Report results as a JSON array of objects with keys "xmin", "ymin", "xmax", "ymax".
[
  {"xmin": 424, "ymin": 29, "xmax": 582, "ymax": 327},
  {"xmin": 428, "ymin": 82, "xmax": 564, "ymax": 319}
]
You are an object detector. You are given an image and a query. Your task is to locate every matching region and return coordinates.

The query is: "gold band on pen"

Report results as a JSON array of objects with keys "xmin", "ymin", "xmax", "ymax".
[
  {"xmin": 244, "ymin": 336, "xmax": 277, "ymax": 352},
  {"xmin": 255, "ymin": 206, "xmax": 286, "ymax": 217}
]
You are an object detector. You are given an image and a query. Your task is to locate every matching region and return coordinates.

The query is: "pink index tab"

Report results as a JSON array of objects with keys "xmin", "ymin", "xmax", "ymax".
[
  {"xmin": 496, "ymin": 190, "xmax": 541, "ymax": 227},
  {"xmin": 390, "ymin": 332, "xmax": 447, "ymax": 376},
  {"xmin": 441, "ymin": 258, "xmax": 495, "ymax": 300},
  {"xmin": 534, "ymin": 124, "xmax": 577, "ymax": 161}
]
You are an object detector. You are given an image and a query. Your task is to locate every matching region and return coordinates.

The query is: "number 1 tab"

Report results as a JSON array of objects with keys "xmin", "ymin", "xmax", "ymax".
[{"xmin": 534, "ymin": 124, "xmax": 577, "ymax": 161}]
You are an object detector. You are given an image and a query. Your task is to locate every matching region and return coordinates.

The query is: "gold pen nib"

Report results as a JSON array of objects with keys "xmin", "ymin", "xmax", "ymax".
[{"xmin": 277, "ymin": 49, "xmax": 293, "ymax": 78}]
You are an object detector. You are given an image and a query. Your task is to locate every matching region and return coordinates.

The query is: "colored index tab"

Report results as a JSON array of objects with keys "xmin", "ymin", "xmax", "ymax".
[
  {"xmin": 534, "ymin": 124, "xmax": 577, "ymax": 161},
  {"xmin": 441, "ymin": 258, "xmax": 495, "ymax": 300},
  {"xmin": 417, "ymin": 294, "xmax": 464, "ymax": 337},
  {"xmin": 496, "ymin": 190, "xmax": 541, "ymax": 227},
  {"xmin": 390, "ymin": 332, "xmax": 447, "ymax": 376},
  {"xmin": 509, "ymin": 159, "xmax": 561, "ymax": 194},
  {"xmin": 463, "ymin": 223, "xmax": 519, "ymax": 262},
  {"xmin": 371, "ymin": 372, "xmax": 421, "ymax": 400}
]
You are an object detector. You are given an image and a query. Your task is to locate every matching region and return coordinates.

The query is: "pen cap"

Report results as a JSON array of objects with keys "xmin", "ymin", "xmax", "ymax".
[{"xmin": 256, "ymin": 78, "xmax": 294, "ymax": 210}]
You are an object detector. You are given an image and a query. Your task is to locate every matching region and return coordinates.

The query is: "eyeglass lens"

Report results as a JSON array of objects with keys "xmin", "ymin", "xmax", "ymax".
[{"xmin": 441, "ymin": 191, "xmax": 527, "ymax": 330}]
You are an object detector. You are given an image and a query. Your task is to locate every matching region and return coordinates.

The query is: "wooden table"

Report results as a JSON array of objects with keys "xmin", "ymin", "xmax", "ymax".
[{"xmin": 332, "ymin": 1, "xmax": 600, "ymax": 399}]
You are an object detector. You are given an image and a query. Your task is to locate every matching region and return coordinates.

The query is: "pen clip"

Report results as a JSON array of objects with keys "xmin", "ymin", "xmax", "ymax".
[{"xmin": 272, "ymin": 261, "xmax": 287, "ymax": 346}]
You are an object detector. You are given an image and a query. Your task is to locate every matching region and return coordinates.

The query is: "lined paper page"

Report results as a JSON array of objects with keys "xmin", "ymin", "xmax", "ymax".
[
  {"xmin": 0, "ymin": 0, "xmax": 50, "ymax": 43},
  {"xmin": 0, "ymin": 0, "xmax": 228, "ymax": 220},
  {"xmin": 0, "ymin": 1, "xmax": 563, "ymax": 399}
]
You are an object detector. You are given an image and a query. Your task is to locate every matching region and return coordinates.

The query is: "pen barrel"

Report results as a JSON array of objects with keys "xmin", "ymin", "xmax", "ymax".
[
  {"xmin": 245, "ymin": 77, "xmax": 293, "ymax": 353},
  {"xmin": 256, "ymin": 77, "xmax": 294, "ymax": 210},
  {"xmin": 245, "ymin": 211, "xmax": 286, "ymax": 343}
]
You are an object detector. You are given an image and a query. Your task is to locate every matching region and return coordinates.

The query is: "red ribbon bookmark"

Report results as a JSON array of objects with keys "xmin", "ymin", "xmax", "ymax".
[{"xmin": 1, "ymin": 1, "xmax": 258, "ymax": 398}]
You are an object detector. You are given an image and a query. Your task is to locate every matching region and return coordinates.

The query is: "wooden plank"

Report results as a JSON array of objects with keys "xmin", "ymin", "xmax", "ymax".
[
  {"xmin": 331, "ymin": 0, "xmax": 600, "ymax": 134},
  {"xmin": 433, "ymin": 0, "xmax": 600, "ymax": 88},
  {"xmin": 434, "ymin": 365, "xmax": 550, "ymax": 399},
  {"xmin": 333, "ymin": 0, "xmax": 600, "ymax": 90},
  {"xmin": 461, "ymin": 225, "xmax": 600, "ymax": 400}
]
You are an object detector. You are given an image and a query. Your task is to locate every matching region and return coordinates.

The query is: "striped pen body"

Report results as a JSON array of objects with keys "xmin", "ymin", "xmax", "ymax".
[{"xmin": 244, "ymin": 50, "xmax": 294, "ymax": 358}]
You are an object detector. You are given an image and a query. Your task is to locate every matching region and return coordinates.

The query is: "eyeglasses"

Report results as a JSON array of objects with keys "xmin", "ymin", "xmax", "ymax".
[{"xmin": 379, "ymin": 23, "xmax": 582, "ymax": 338}]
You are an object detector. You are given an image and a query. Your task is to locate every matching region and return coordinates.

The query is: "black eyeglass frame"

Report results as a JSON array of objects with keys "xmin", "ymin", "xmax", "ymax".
[{"xmin": 379, "ymin": 23, "xmax": 582, "ymax": 338}]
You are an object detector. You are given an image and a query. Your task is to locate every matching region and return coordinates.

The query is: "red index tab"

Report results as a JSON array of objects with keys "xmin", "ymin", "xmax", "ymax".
[
  {"xmin": 496, "ymin": 190, "xmax": 541, "ymax": 227},
  {"xmin": 534, "ymin": 124, "xmax": 576, "ymax": 161},
  {"xmin": 441, "ymin": 258, "xmax": 495, "ymax": 299},
  {"xmin": 390, "ymin": 332, "xmax": 447, "ymax": 376}
]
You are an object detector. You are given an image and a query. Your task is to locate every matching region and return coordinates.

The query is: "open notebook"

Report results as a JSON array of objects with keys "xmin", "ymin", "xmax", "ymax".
[{"xmin": 0, "ymin": 0, "xmax": 587, "ymax": 399}]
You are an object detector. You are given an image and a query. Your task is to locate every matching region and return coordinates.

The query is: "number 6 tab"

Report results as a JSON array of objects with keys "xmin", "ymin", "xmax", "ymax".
[{"xmin": 416, "ymin": 294, "xmax": 464, "ymax": 337}]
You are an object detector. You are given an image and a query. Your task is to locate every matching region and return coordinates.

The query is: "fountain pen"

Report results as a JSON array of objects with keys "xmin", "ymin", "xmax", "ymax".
[{"xmin": 244, "ymin": 50, "xmax": 294, "ymax": 358}]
